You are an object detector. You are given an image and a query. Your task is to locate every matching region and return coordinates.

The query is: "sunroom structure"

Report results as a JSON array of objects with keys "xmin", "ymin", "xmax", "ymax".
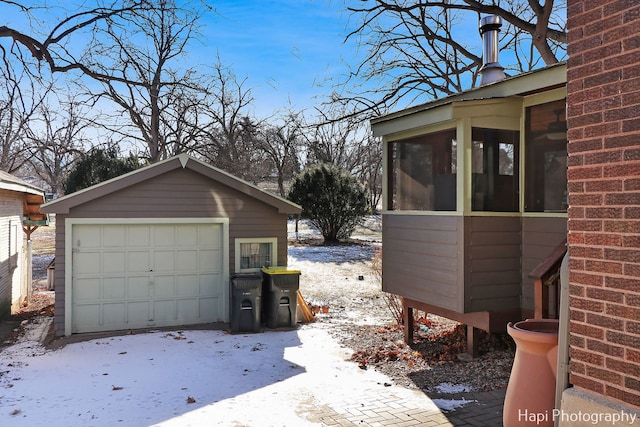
[{"xmin": 371, "ymin": 63, "xmax": 568, "ymax": 354}]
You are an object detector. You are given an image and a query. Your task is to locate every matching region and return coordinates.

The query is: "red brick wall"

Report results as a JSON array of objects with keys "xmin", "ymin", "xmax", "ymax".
[{"xmin": 566, "ymin": 0, "xmax": 640, "ymax": 408}]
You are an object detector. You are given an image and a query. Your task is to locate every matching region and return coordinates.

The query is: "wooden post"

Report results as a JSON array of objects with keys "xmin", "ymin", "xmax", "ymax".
[
  {"xmin": 467, "ymin": 325, "xmax": 479, "ymax": 358},
  {"xmin": 403, "ymin": 299, "xmax": 414, "ymax": 344},
  {"xmin": 22, "ymin": 225, "xmax": 38, "ymax": 305},
  {"xmin": 534, "ymin": 278, "xmax": 543, "ymax": 319}
]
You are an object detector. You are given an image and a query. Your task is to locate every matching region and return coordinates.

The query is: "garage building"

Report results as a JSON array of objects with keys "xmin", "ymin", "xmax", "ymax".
[{"xmin": 42, "ymin": 154, "xmax": 301, "ymax": 336}]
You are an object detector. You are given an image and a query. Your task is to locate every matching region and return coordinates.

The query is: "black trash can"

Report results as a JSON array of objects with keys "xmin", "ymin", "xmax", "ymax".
[
  {"xmin": 261, "ymin": 266, "xmax": 301, "ymax": 329},
  {"xmin": 230, "ymin": 273, "xmax": 262, "ymax": 333}
]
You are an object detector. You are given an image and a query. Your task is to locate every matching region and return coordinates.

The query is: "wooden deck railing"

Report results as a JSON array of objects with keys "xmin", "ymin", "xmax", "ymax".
[{"xmin": 528, "ymin": 238, "xmax": 567, "ymax": 319}]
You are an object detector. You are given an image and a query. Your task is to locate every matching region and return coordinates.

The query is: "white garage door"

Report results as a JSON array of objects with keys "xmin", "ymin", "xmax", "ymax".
[{"xmin": 71, "ymin": 222, "xmax": 225, "ymax": 333}]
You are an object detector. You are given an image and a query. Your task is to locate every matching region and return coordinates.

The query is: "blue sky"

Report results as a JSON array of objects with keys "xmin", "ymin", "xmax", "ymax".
[
  {"xmin": 2, "ymin": 0, "xmax": 355, "ymax": 118},
  {"xmin": 4, "ymin": 1, "xmax": 550, "ymax": 119},
  {"xmin": 199, "ymin": 0, "xmax": 357, "ymax": 117}
]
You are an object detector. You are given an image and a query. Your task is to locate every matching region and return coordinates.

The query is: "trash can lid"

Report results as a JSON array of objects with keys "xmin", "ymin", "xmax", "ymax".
[{"xmin": 261, "ymin": 266, "xmax": 301, "ymax": 275}]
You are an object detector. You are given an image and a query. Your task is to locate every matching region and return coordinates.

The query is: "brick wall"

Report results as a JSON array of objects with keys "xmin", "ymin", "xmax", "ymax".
[{"xmin": 567, "ymin": 0, "xmax": 640, "ymax": 408}]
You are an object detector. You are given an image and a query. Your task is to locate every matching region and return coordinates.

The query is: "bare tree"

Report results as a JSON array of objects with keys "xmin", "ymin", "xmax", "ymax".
[
  {"xmin": 298, "ymin": 105, "xmax": 383, "ymax": 208},
  {"xmin": 27, "ymin": 97, "xmax": 89, "ymax": 195},
  {"xmin": 0, "ymin": 1, "xmax": 214, "ymax": 163},
  {"xmin": 335, "ymin": 0, "xmax": 567, "ymax": 117},
  {"xmin": 301, "ymin": 106, "xmax": 370, "ymax": 173},
  {"xmin": 352, "ymin": 131, "xmax": 383, "ymax": 211},
  {"xmin": 79, "ymin": 1, "xmax": 207, "ymax": 162},
  {"xmin": 0, "ymin": 56, "xmax": 50, "ymax": 173},
  {"xmin": 197, "ymin": 61, "xmax": 265, "ymax": 182},
  {"xmin": 161, "ymin": 83, "xmax": 208, "ymax": 158},
  {"xmin": 256, "ymin": 112, "xmax": 303, "ymax": 197},
  {"xmin": 0, "ymin": 1, "xmax": 161, "ymax": 81}
]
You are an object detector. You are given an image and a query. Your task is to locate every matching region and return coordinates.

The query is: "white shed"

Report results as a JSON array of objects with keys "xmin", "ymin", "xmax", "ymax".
[{"xmin": 0, "ymin": 171, "xmax": 46, "ymax": 319}]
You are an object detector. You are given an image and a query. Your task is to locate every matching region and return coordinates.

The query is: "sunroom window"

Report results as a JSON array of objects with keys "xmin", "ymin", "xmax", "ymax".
[
  {"xmin": 235, "ymin": 238, "xmax": 277, "ymax": 272},
  {"xmin": 471, "ymin": 128, "xmax": 520, "ymax": 212},
  {"xmin": 389, "ymin": 129, "xmax": 457, "ymax": 211},
  {"xmin": 525, "ymin": 99, "xmax": 568, "ymax": 213}
]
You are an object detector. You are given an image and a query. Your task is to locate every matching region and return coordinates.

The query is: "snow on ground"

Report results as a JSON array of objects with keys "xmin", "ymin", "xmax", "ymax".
[
  {"xmin": 431, "ymin": 397, "xmax": 478, "ymax": 412},
  {"xmin": 0, "ymin": 324, "xmax": 444, "ymax": 426},
  {"xmin": 288, "ymin": 218, "xmax": 387, "ymax": 326},
  {"xmin": 435, "ymin": 383, "xmax": 473, "ymax": 394},
  {"xmin": 0, "ymin": 216, "xmax": 476, "ymax": 426}
]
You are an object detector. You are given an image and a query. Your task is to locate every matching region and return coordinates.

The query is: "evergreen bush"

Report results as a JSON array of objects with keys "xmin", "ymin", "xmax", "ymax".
[
  {"xmin": 287, "ymin": 163, "xmax": 369, "ymax": 242},
  {"xmin": 64, "ymin": 147, "xmax": 142, "ymax": 194}
]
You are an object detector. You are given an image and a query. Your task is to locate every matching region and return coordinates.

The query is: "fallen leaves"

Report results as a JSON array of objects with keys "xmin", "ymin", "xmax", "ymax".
[
  {"xmin": 112, "ymin": 385, "xmax": 123, "ymax": 391},
  {"xmin": 351, "ymin": 324, "xmax": 432, "ymax": 370},
  {"xmin": 351, "ymin": 339, "xmax": 422, "ymax": 370},
  {"xmin": 163, "ymin": 332, "xmax": 188, "ymax": 341},
  {"xmin": 186, "ymin": 396, "xmax": 196, "ymax": 404},
  {"xmin": 342, "ymin": 316, "xmax": 516, "ymax": 392},
  {"xmin": 350, "ymin": 321, "xmax": 512, "ymax": 371}
]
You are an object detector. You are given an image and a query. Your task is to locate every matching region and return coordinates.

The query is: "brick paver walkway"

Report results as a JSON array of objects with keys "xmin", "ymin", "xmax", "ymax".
[{"xmin": 301, "ymin": 384, "xmax": 505, "ymax": 426}]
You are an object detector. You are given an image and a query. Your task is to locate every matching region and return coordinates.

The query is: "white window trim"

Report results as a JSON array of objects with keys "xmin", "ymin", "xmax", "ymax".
[{"xmin": 235, "ymin": 237, "xmax": 277, "ymax": 273}]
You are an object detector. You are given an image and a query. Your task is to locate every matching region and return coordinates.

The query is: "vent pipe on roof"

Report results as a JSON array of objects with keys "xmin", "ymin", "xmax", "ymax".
[{"xmin": 478, "ymin": 15, "xmax": 506, "ymax": 86}]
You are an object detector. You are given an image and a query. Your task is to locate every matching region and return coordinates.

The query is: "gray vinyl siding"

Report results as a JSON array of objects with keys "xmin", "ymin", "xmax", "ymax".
[
  {"xmin": 464, "ymin": 216, "xmax": 521, "ymax": 313},
  {"xmin": 382, "ymin": 212, "xmax": 567, "ymax": 329},
  {"xmin": 53, "ymin": 214, "xmax": 67, "ymax": 335},
  {"xmin": 521, "ymin": 216, "xmax": 567, "ymax": 315},
  {"xmin": 382, "ymin": 215, "xmax": 463, "ymax": 312},
  {"xmin": 52, "ymin": 168, "xmax": 288, "ymax": 336}
]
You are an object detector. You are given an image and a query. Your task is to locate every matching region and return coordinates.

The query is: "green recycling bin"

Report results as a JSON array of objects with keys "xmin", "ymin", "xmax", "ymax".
[
  {"xmin": 261, "ymin": 266, "xmax": 301, "ymax": 329},
  {"xmin": 230, "ymin": 273, "xmax": 262, "ymax": 333}
]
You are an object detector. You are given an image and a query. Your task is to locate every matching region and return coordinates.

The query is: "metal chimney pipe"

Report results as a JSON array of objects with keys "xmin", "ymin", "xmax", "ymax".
[{"xmin": 478, "ymin": 15, "xmax": 506, "ymax": 86}]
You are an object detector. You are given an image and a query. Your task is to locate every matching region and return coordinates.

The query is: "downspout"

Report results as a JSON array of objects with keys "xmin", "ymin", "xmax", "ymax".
[{"xmin": 555, "ymin": 250, "xmax": 570, "ymax": 424}]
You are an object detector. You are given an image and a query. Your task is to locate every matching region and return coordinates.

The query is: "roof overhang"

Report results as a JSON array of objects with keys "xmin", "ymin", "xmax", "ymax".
[
  {"xmin": 0, "ymin": 171, "xmax": 44, "ymax": 197},
  {"xmin": 0, "ymin": 171, "xmax": 48, "ymax": 226},
  {"xmin": 371, "ymin": 62, "xmax": 567, "ymax": 139}
]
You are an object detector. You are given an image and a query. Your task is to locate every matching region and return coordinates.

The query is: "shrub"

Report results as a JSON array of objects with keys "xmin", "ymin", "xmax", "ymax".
[
  {"xmin": 64, "ymin": 147, "xmax": 142, "ymax": 194},
  {"xmin": 287, "ymin": 163, "xmax": 369, "ymax": 242}
]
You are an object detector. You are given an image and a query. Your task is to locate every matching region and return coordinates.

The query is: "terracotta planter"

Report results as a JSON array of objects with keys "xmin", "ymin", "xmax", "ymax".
[{"xmin": 503, "ymin": 319, "xmax": 559, "ymax": 427}]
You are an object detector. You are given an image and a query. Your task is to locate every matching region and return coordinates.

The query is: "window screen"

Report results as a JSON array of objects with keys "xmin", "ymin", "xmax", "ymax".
[
  {"xmin": 471, "ymin": 128, "xmax": 520, "ymax": 212},
  {"xmin": 389, "ymin": 129, "xmax": 457, "ymax": 211},
  {"xmin": 525, "ymin": 99, "xmax": 568, "ymax": 213}
]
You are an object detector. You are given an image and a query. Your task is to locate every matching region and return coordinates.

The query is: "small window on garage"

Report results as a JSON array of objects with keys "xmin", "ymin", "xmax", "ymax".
[{"xmin": 235, "ymin": 237, "xmax": 277, "ymax": 272}]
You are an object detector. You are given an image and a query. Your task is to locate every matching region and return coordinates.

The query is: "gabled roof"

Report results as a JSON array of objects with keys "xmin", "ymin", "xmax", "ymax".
[
  {"xmin": 42, "ymin": 154, "xmax": 302, "ymax": 215},
  {"xmin": 0, "ymin": 170, "xmax": 44, "ymax": 196}
]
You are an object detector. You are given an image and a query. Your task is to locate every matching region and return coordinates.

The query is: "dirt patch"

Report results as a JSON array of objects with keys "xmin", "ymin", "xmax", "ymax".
[{"xmin": 339, "ymin": 321, "xmax": 514, "ymax": 393}]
